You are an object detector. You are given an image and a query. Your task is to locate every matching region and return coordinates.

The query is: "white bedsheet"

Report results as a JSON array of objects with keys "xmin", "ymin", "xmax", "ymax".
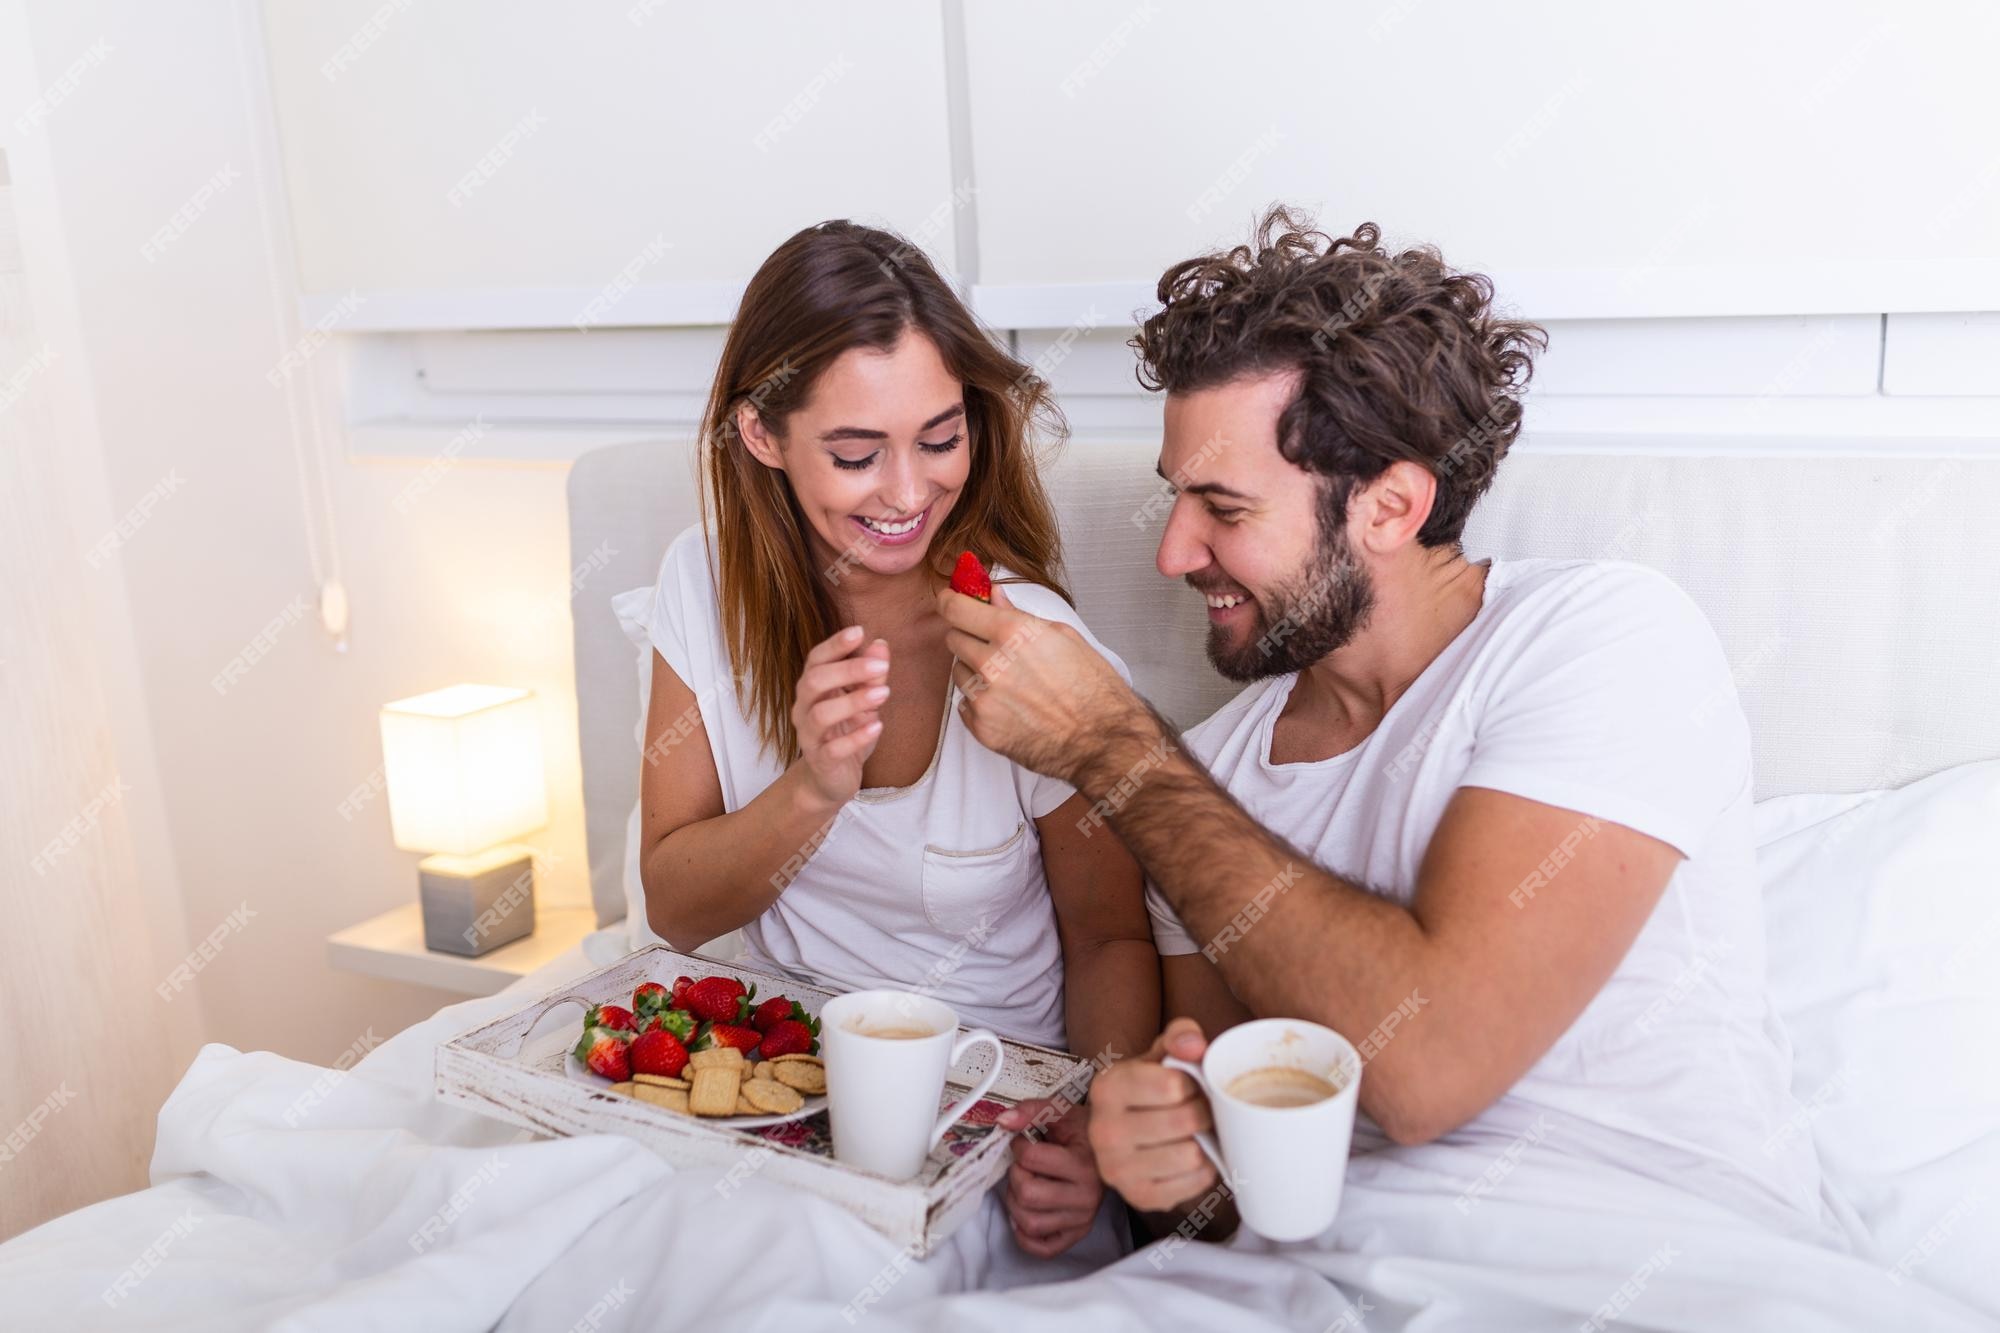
[{"xmin": 2, "ymin": 951, "xmax": 1991, "ymax": 1333}]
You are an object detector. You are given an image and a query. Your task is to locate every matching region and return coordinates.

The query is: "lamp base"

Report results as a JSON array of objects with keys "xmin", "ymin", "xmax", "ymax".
[{"xmin": 418, "ymin": 845, "xmax": 537, "ymax": 957}]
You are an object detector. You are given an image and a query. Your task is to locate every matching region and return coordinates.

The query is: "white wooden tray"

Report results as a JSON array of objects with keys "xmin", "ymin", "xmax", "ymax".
[{"xmin": 434, "ymin": 944, "xmax": 1092, "ymax": 1254}]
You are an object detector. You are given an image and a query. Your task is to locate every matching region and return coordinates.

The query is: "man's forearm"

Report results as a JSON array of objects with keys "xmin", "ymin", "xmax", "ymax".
[
  {"xmin": 1071, "ymin": 710, "xmax": 1422, "ymax": 994},
  {"xmin": 1074, "ymin": 711, "xmax": 1446, "ymax": 1138}
]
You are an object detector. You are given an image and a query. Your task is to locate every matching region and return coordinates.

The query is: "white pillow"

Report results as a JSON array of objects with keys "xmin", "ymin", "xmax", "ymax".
[
  {"xmin": 612, "ymin": 584, "xmax": 742, "ymax": 961},
  {"xmin": 1755, "ymin": 761, "xmax": 2000, "ymax": 1318},
  {"xmin": 611, "ymin": 586, "xmax": 663, "ymax": 953}
]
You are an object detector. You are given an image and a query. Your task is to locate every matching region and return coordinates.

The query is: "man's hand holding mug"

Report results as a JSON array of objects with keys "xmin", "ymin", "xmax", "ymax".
[{"xmin": 1090, "ymin": 1016, "xmax": 1362, "ymax": 1243}]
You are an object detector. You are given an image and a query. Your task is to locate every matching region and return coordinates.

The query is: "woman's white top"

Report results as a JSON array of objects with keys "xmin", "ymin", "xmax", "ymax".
[{"xmin": 642, "ymin": 524, "xmax": 1131, "ymax": 1048}]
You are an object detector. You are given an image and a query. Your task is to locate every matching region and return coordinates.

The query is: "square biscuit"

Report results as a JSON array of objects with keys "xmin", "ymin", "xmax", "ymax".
[
  {"xmin": 633, "ymin": 1073, "xmax": 690, "ymax": 1089},
  {"xmin": 690, "ymin": 1065, "xmax": 742, "ymax": 1116},
  {"xmin": 689, "ymin": 1047, "xmax": 747, "ymax": 1072},
  {"xmin": 608, "ymin": 1081, "xmax": 638, "ymax": 1097},
  {"xmin": 633, "ymin": 1083, "xmax": 690, "ymax": 1115}
]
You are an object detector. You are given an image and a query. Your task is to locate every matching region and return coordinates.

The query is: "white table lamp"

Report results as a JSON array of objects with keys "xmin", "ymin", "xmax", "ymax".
[{"xmin": 379, "ymin": 684, "xmax": 548, "ymax": 957}]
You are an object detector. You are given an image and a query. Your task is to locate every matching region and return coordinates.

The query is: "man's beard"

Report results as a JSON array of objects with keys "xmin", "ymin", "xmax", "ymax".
[{"xmin": 1204, "ymin": 496, "xmax": 1377, "ymax": 683}]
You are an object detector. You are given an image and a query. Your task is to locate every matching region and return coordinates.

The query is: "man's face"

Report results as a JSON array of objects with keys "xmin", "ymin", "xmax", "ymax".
[{"xmin": 1154, "ymin": 370, "xmax": 1376, "ymax": 682}]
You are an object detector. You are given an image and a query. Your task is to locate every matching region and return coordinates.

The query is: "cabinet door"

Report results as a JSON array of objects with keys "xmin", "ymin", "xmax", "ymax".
[
  {"xmin": 964, "ymin": 0, "xmax": 2000, "ymax": 319},
  {"xmin": 264, "ymin": 0, "xmax": 961, "ymax": 321}
]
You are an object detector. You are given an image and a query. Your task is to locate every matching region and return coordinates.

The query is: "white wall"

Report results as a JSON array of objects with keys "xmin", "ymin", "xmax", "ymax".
[{"xmin": 7, "ymin": 0, "xmax": 600, "ymax": 1077}]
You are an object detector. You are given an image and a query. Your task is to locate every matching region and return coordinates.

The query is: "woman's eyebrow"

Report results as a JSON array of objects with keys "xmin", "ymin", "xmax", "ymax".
[{"xmin": 819, "ymin": 402, "xmax": 964, "ymax": 443}]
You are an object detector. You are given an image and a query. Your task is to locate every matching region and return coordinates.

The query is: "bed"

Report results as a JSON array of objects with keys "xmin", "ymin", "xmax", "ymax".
[{"xmin": 3, "ymin": 438, "xmax": 1997, "ymax": 1331}]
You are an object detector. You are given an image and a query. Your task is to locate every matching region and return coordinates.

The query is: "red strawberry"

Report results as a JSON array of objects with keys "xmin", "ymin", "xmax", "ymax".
[
  {"xmin": 573, "ymin": 1020, "xmax": 631, "ymax": 1055},
  {"xmin": 758, "ymin": 1018, "xmax": 816, "ymax": 1059},
  {"xmin": 750, "ymin": 995, "xmax": 796, "ymax": 1033},
  {"xmin": 631, "ymin": 982, "xmax": 669, "ymax": 1017},
  {"xmin": 586, "ymin": 1003, "xmax": 635, "ymax": 1033},
  {"xmin": 684, "ymin": 976, "xmax": 748, "ymax": 1023},
  {"xmin": 578, "ymin": 1030, "xmax": 630, "ymax": 1081},
  {"xmin": 950, "ymin": 550, "xmax": 991, "ymax": 602},
  {"xmin": 669, "ymin": 975, "xmax": 695, "ymax": 1008},
  {"xmin": 699, "ymin": 1022, "xmax": 762, "ymax": 1054},
  {"xmin": 629, "ymin": 1027, "xmax": 689, "ymax": 1078}
]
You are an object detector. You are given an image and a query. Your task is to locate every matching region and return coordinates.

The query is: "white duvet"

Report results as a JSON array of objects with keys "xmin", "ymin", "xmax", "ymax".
[{"xmin": 2, "ymin": 961, "xmax": 1991, "ymax": 1333}]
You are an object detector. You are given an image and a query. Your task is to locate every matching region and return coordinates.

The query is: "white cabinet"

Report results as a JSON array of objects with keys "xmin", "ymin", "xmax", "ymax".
[
  {"xmin": 963, "ymin": 0, "xmax": 2000, "ymax": 321},
  {"xmin": 249, "ymin": 1, "xmax": 2000, "ymax": 456},
  {"xmin": 262, "ymin": 0, "xmax": 961, "ymax": 326}
]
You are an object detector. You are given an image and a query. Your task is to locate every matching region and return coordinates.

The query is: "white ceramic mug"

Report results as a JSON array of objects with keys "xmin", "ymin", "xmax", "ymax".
[
  {"xmin": 819, "ymin": 989, "xmax": 1005, "ymax": 1181},
  {"xmin": 1163, "ymin": 1017, "xmax": 1362, "ymax": 1241}
]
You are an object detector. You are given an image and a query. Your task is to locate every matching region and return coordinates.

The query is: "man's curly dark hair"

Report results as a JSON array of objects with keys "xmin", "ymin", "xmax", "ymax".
[{"xmin": 1131, "ymin": 207, "xmax": 1547, "ymax": 549}]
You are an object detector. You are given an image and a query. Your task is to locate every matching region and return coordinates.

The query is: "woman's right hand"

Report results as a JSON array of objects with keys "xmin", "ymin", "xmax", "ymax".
[{"xmin": 792, "ymin": 625, "xmax": 891, "ymax": 808}]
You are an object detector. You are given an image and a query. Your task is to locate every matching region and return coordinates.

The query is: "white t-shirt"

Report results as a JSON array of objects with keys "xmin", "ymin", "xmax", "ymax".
[
  {"xmin": 1147, "ymin": 558, "xmax": 1827, "ymax": 1231},
  {"xmin": 645, "ymin": 525, "xmax": 1131, "ymax": 1049}
]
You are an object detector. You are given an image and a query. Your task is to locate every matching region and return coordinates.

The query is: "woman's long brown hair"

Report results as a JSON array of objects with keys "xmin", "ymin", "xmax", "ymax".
[{"xmin": 698, "ymin": 220, "xmax": 1070, "ymax": 762}]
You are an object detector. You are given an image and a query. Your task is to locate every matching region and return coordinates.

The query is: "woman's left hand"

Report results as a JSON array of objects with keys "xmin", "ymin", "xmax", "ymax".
[{"xmin": 997, "ymin": 1098, "xmax": 1104, "ymax": 1257}]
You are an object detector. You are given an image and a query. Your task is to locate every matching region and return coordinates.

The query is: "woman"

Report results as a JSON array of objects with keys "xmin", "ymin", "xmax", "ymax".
[{"xmin": 637, "ymin": 219, "xmax": 1158, "ymax": 1258}]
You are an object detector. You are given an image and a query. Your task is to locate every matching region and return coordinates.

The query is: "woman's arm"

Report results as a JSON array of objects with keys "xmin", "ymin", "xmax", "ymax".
[
  {"xmin": 1161, "ymin": 951, "xmax": 1253, "ymax": 1039},
  {"xmin": 996, "ymin": 793, "xmax": 1160, "ymax": 1257},
  {"xmin": 640, "ymin": 632, "xmax": 887, "ymax": 949},
  {"xmin": 1037, "ymin": 792, "xmax": 1161, "ymax": 1063}
]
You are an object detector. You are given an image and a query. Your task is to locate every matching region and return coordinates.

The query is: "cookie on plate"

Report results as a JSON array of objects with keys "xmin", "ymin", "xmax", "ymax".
[
  {"xmin": 633, "ymin": 1073, "xmax": 690, "ymax": 1090},
  {"xmin": 771, "ymin": 1061, "xmax": 826, "ymax": 1094},
  {"xmin": 689, "ymin": 1047, "xmax": 746, "ymax": 1073},
  {"xmin": 690, "ymin": 1065, "xmax": 742, "ymax": 1116},
  {"xmin": 633, "ymin": 1083, "xmax": 691, "ymax": 1115},
  {"xmin": 741, "ymin": 1078, "xmax": 806, "ymax": 1115}
]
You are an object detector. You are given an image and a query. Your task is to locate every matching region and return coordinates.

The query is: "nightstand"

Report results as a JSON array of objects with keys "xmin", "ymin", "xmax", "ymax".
[{"xmin": 327, "ymin": 902, "xmax": 598, "ymax": 997}]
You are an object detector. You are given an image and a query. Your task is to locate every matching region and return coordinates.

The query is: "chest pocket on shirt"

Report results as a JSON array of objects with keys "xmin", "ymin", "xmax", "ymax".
[{"xmin": 920, "ymin": 819, "xmax": 1033, "ymax": 937}]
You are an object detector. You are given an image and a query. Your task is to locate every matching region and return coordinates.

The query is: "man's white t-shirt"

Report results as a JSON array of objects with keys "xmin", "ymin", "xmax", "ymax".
[
  {"xmin": 1147, "ymin": 558, "xmax": 1826, "ymax": 1230},
  {"xmin": 646, "ymin": 524, "xmax": 1130, "ymax": 1049}
]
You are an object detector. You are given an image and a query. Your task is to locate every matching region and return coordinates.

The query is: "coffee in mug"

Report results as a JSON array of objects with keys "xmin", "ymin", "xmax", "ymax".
[
  {"xmin": 843, "ymin": 1020, "xmax": 937, "ymax": 1041},
  {"xmin": 819, "ymin": 990, "xmax": 1004, "ymax": 1180},
  {"xmin": 1225, "ymin": 1065, "xmax": 1342, "ymax": 1108},
  {"xmin": 1163, "ymin": 1018, "xmax": 1363, "ymax": 1241}
]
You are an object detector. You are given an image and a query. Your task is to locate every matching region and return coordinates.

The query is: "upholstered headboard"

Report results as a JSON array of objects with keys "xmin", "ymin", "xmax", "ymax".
[{"xmin": 567, "ymin": 439, "xmax": 2000, "ymax": 928}]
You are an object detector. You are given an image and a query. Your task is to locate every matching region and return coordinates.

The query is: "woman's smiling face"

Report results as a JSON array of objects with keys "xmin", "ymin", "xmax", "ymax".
[{"xmin": 738, "ymin": 329, "xmax": 970, "ymax": 582}]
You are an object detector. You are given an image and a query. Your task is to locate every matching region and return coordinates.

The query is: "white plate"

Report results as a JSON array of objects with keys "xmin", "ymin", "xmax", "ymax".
[{"xmin": 565, "ymin": 1052, "xmax": 827, "ymax": 1129}]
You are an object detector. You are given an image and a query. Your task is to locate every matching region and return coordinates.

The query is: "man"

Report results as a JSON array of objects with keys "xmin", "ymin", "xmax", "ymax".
[{"xmin": 944, "ymin": 209, "xmax": 1823, "ymax": 1247}]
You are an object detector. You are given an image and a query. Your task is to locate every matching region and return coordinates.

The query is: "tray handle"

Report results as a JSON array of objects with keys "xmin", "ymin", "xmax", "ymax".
[{"xmin": 496, "ymin": 991, "xmax": 595, "ymax": 1061}]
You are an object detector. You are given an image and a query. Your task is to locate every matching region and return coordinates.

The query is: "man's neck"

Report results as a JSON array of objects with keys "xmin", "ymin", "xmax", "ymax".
[{"xmin": 1289, "ymin": 549, "xmax": 1489, "ymax": 736}]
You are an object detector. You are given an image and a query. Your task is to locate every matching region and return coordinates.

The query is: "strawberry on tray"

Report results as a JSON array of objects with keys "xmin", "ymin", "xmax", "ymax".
[{"xmin": 567, "ymin": 971, "xmax": 824, "ymax": 1125}]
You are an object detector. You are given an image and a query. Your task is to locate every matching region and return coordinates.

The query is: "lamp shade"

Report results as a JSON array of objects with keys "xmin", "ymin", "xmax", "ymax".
[{"xmin": 378, "ymin": 684, "xmax": 548, "ymax": 856}]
